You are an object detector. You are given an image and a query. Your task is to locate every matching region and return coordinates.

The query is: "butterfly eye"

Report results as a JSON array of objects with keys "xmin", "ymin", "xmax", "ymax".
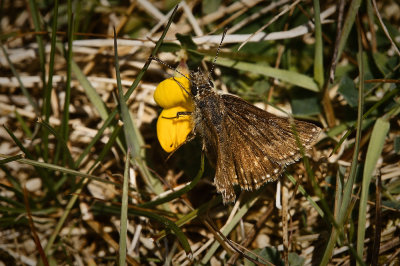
[{"xmin": 191, "ymin": 85, "xmax": 198, "ymax": 96}]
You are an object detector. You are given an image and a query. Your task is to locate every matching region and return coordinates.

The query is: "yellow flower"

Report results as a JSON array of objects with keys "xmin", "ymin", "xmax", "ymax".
[
  {"xmin": 154, "ymin": 75, "xmax": 194, "ymax": 153},
  {"xmin": 154, "ymin": 77, "xmax": 192, "ymax": 109}
]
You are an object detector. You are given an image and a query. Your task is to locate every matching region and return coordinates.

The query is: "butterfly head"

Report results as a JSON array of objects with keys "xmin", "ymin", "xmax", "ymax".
[{"xmin": 189, "ymin": 68, "xmax": 214, "ymax": 97}]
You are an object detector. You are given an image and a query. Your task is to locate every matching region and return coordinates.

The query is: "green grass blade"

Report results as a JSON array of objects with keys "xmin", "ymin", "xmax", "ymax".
[
  {"xmin": 75, "ymin": 113, "xmax": 117, "ymax": 168},
  {"xmin": 42, "ymin": 0, "xmax": 59, "ymax": 163},
  {"xmin": 329, "ymin": 86, "xmax": 398, "ymax": 155},
  {"xmin": 125, "ymin": 4, "xmax": 180, "ymax": 98},
  {"xmin": 38, "ymin": 119, "xmax": 75, "ymax": 169},
  {"xmin": 130, "ymin": 212, "xmax": 191, "ymax": 257},
  {"xmin": 214, "ymin": 57, "xmax": 319, "ymax": 92},
  {"xmin": 139, "ymin": 153, "xmax": 204, "ymax": 208},
  {"xmin": 320, "ymin": 20, "xmax": 365, "ymax": 265},
  {"xmin": 14, "ymin": 110, "xmax": 32, "ymax": 137},
  {"xmin": 313, "ymin": 0, "xmax": 324, "ymax": 89},
  {"xmin": 0, "ymin": 195, "xmax": 25, "ymax": 208},
  {"xmin": 27, "ymin": 0, "xmax": 45, "ymax": 86},
  {"xmin": 0, "ymin": 154, "xmax": 118, "ymax": 187},
  {"xmin": 336, "ymin": 0, "xmax": 362, "ymax": 62},
  {"xmin": 0, "ymin": 154, "xmax": 24, "ymax": 165},
  {"xmin": 201, "ymin": 191, "xmax": 262, "ymax": 264},
  {"xmin": 113, "ymin": 30, "xmax": 163, "ymax": 194},
  {"xmin": 2, "ymin": 126, "xmax": 50, "ymax": 188},
  {"xmin": 0, "ymin": 166, "xmax": 23, "ymax": 193},
  {"xmin": 286, "ymin": 174, "xmax": 324, "ymax": 217},
  {"xmin": 356, "ymin": 118, "xmax": 389, "ymax": 262},
  {"xmin": 70, "ymin": 60, "xmax": 109, "ymax": 119},
  {"xmin": 59, "ymin": 3, "xmax": 74, "ymax": 165},
  {"xmin": 0, "ymin": 44, "xmax": 39, "ymax": 113},
  {"xmin": 45, "ymin": 122, "xmax": 121, "ymax": 254},
  {"xmin": 119, "ymin": 151, "xmax": 130, "ymax": 266},
  {"xmin": 44, "ymin": 182, "xmax": 87, "ymax": 255},
  {"xmin": 91, "ymin": 203, "xmax": 193, "ymax": 256},
  {"xmin": 129, "ymin": 207, "xmax": 193, "ymax": 256},
  {"xmin": 154, "ymin": 197, "xmax": 221, "ymax": 240},
  {"xmin": 87, "ymin": 121, "xmax": 123, "ymax": 173},
  {"xmin": 55, "ymin": 121, "xmax": 122, "ymax": 191}
]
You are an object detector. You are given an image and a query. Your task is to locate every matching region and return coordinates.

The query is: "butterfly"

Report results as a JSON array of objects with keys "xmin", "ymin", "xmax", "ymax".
[
  {"xmin": 153, "ymin": 32, "xmax": 321, "ymax": 203},
  {"xmin": 186, "ymin": 69, "xmax": 321, "ymax": 203}
]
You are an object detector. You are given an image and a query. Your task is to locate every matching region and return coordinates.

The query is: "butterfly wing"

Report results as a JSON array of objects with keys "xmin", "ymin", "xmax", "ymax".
[
  {"xmin": 221, "ymin": 94, "xmax": 321, "ymax": 194},
  {"xmin": 193, "ymin": 92, "xmax": 237, "ymax": 203}
]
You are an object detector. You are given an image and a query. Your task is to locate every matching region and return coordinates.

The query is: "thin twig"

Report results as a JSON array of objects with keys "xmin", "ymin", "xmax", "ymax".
[
  {"xmin": 238, "ymin": 0, "xmax": 301, "ymax": 51},
  {"xmin": 372, "ymin": 0, "xmax": 400, "ymax": 57}
]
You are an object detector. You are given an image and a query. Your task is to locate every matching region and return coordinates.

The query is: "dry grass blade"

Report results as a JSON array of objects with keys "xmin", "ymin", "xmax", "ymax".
[{"xmin": 23, "ymin": 187, "xmax": 49, "ymax": 266}]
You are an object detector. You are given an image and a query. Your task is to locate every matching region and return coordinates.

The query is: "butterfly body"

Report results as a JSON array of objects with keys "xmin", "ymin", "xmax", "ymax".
[{"xmin": 188, "ymin": 69, "xmax": 321, "ymax": 203}]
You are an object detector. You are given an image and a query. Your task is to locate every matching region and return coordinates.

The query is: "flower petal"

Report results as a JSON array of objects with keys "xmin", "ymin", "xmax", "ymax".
[
  {"xmin": 156, "ymin": 106, "xmax": 193, "ymax": 153},
  {"xmin": 153, "ymin": 77, "xmax": 193, "ymax": 109}
]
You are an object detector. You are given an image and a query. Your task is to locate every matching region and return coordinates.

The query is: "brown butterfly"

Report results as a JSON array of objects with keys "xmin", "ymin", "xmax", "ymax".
[
  {"xmin": 187, "ymin": 69, "xmax": 321, "ymax": 203},
  {"xmin": 153, "ymin": 34, "xmax": 321, "ymax": 204}
]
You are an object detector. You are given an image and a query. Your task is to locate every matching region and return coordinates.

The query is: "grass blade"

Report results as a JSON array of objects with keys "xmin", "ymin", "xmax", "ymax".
[
  {"xmin": 356, "ymin": 118, "xmax": 389, "ymax": 262},
  {"xmin": 201, "ymin": 191, "xmax": 262, "ymax": 264},
  {"xmin": 113, "ymin": 29, "xmax": 163, "ymax": 194},
  {"xmin": 27, "ymin": 0, "xmax": 45, "ymax": 86},
  {"xmin": 313, "ymin": 0, "xmax": 324, "ymax": 89},
  {"xmin": 38, "ymin": 119, "xmax": 75, "ymax": 169},
  {"xmin": 91, "ymin": 203, "xmax": 193, "ymax": 256},
  {"xmin": 3, "ymin": 126, "xmax": 50, "ymax": 188},
  {"xmin": 286, "ymin": 174, "xmax": 324, "ymax": 217},
  {"xmin": 215, "ymin": 57, "xmax": 319, "ymax": 92},
  {"xmin": 42, "ymin": 0, "xmax": 59, "ymax": 162},
  {"xmin": 71, "ymin": 60, "xmax": 109, "ymax": 119},
  {"xmin": 0, "ymin": 154, "xmax": 24, "ymax": 165},
  {"xmin": 0, "ymin": 44, "xmax": 39, "ymax": 113},
  {"xmin": 336, "ymin": 0, "xmax": 362, "ymax": 63},
  {"xmin": 118, "ymin": 150, "xmax": 130, "ymax": 266},
  {"xmin": 0, "ymin": 154, "xmax": 118, "ymax": 186},
  {"xmin": 139, "ymin": 153, "xmax": 204, "ymax": 208},
  {"xmin": 320, "ymin": 18, "xmax": 365, "ymax": 265},
  {"xmin": 59, "ymin": 2, "xmax": 74, "ymax": 166}
]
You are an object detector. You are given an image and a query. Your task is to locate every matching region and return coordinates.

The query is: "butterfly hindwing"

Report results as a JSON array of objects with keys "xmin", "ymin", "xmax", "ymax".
[{"xmin": 221, "ymin": 94, "xmax": 320, "ymax": 191}]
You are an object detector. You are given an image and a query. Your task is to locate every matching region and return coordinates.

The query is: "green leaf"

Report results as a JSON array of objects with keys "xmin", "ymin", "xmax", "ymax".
[
  {"xmin": 288, "ymin": 252, "xmax": 306, "ymax": 266},
  {"xmin": 372, "ymin": 52, "xmax": 390, "ymax": 75},
  {"xmin": 338, "ymin": 75, "xmax": 358, "ymax": 108},
  {"xmin": 176, "ymin": 33, "xmax": 197, "ymax": 50},
  {"xmin": 291, "ymin": 89, "xmax": 320, "ymax": 116},
  {"xmin": 215, "ymin": 58, "xmax": 320, "ymax": 92},
  {"xmin": 158, "ymin": 42, "xmax": 181, "ymax": 53}
]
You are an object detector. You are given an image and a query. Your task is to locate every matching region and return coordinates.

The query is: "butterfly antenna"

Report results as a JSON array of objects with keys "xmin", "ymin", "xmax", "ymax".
[
  {"xmin": 209, "ymin": 28, "xmax": 228, "ymax": 75},
  {"xmin": 149, "ymin": 56, "xmax": 191, "ymax": 83}
]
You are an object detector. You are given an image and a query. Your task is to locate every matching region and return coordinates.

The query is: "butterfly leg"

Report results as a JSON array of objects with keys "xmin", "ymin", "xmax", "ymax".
[{"xmin": 161, "ymin": 112, "xmax": 192, "ymax": 119}]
